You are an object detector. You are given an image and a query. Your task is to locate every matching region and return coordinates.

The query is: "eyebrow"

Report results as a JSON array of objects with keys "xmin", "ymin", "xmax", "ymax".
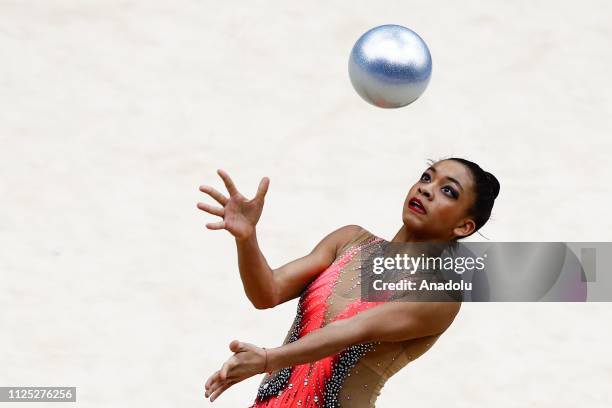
[{"xmin": 426, "ymin": 166, "xmax": 464, "ymax": 192}]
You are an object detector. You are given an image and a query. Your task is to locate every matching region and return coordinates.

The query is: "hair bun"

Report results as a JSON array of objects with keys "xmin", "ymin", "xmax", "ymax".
[{"xmin": 485, "ymin": 172, "xmax": 500, "ymax": 199}]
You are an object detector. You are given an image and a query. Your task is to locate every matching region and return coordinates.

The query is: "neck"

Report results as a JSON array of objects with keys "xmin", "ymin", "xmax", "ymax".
[
  {"xmin": 390, "ymin": 225, "xmax": 452, "ymax": 258},
  {"xmin": 391, "ymin": 225, "xmax": 426, "ymax": 243},
  {"xmin": 391, "ymin": 224, "xmax": 451, "ymax": 243}
]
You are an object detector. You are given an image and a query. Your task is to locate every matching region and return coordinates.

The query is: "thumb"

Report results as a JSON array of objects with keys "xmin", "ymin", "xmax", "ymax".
[
  {"xmin": 229, "ymin": 339, "xmax": 242, "ymax": 353},
  {"xmin": 255, "ymin": 177, "xmax": 270, "ymax": 200}
]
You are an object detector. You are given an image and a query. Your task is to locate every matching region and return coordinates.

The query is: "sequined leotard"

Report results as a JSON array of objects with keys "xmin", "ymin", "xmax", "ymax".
[{"xmin": 248, "ymin": 228, "xmax": 444, "ymax": 408}]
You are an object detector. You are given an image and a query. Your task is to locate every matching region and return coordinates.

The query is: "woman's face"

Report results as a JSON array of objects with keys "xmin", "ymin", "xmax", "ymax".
[{"xmin": 402, "ymin": 160, "xmax": 477, "ymax": 241}]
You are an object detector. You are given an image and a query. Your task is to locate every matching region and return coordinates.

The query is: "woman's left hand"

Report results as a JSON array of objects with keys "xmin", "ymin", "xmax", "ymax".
[{"xmin": 204, "ymin": 340, "xmax": 267, "ymax": 402}]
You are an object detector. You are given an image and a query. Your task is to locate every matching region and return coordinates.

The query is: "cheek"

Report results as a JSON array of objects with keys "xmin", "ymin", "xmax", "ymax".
[
  {"xmin": 430, "ymin": 202, "xmax": 462, "ymax": 223},
  {"xmin": 403, "ymin": 188, "xmax": 417, "ymax": 208}
]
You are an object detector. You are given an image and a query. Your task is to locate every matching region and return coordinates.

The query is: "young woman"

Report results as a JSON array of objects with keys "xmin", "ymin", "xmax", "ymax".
[{"xmin": 198, "ymin": 158, "xmax": 500, "ymax": 407}]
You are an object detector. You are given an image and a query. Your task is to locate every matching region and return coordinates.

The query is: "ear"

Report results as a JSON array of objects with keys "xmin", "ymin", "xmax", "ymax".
[{"xmin": 453, "ymin": 218, "xmax": 476, "ymax": 239}]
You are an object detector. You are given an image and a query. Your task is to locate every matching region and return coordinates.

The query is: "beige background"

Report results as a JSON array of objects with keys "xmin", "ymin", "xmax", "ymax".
[{"xmin": 1, "ymin": 0, "xmax": 611, "ymax": 407}]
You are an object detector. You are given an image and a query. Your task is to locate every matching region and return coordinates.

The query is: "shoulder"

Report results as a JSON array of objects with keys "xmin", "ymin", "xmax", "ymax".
[
  {"xmin": 317, "ymin": 225, "xmax": 381, "ymax": 260},
  {"xmin": 334, "ymin": 224, "xmax": 364, "ymax": 238},
  {"xmin": 330, "ymin": 225, "xmax": 377, "ymax": 257},
  {"xmin": 319, "ymin": 224, "xmax": 361, "ymax": 249}
]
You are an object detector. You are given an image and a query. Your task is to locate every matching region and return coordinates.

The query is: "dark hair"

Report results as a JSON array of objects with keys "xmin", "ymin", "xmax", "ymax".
[{"xmin": 430, "ymin": 157, "xmax": 500, "ymax": 239}]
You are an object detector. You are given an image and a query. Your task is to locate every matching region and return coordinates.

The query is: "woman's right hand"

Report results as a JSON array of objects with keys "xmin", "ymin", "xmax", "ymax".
[{"xmin": 197, "ymin": 169, "xmax": 270, "ymax": 241}]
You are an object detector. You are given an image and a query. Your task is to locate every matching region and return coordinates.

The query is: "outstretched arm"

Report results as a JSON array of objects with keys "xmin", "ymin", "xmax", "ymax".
[
  {"xmin": 198, "ymin": 170, "xmax": 361, "ymax": 309},
  {"xmin": 204, "ymin": 301, "xmax": 461, "ymax": 402}
]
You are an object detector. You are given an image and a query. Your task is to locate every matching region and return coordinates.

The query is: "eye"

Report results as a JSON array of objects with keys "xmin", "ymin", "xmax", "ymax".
[
  {"xmin": 442, "ymin": 186, "xmax": 459, "ymax": 199},
  {"xmin": 421, "ymin": 172, "xmax": 458, "ymax": 198}
]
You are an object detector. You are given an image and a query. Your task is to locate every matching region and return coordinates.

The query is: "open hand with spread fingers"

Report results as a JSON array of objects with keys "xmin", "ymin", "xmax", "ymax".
[{"xmin": 197, "ymin": 169, "xmax": 270, "ymax": 241}]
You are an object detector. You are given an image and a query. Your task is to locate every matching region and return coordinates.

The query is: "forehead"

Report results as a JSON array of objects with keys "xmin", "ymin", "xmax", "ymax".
[{"xmin": 428, "ymin": 160, "xmax": 474, "ymax": 189}]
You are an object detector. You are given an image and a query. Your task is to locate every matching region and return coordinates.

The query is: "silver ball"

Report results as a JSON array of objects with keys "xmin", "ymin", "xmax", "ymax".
[{"xmin": 348, "ymin": 24, "xmax": 432, "ymax": 108}]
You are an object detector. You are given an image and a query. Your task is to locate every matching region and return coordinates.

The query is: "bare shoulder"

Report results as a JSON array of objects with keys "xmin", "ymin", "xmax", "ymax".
[
  {"xmin": 271, "ymin": 225, "xmax": 366, "ymax": 306},
  {"xmin": 333, "ymin": 224, "xmax": 364, "ymax": 241},
  {"xmin": 329, "ymin": 224, "xmax": 365, "ymax": 256}
]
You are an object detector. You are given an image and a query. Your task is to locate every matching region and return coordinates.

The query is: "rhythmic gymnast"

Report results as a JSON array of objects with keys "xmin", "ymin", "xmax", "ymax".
[{"xmin": 198, "ymin": 157, "xmax": 500, "ymax": 407}]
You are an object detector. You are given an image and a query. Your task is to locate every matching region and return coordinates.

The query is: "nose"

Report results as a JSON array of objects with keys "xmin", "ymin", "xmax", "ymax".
[{"xmin": 418, "ymin": 185, "xmax": 432, "ymax": 199}]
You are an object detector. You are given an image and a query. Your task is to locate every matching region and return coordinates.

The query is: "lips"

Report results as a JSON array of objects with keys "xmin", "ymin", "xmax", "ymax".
[{"xmin": 408, "ymin": 197, "xmax": 427, "ymax": 214}]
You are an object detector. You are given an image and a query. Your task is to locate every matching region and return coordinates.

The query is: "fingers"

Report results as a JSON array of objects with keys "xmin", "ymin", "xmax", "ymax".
[
  {"xmin": 205, "ymin": 372, "xmax": 232, "ymax": 402},
  {"xmin": 254, "ymin": 177, "xmax": 270, "ymax": 200},
  {"xmin": 197, "ymin": 202, "xmax": 224, "ymax": 217},
  {"xmin": 208, "ymin": 358, "xmax": 237, "ymax": 402},
  {"xmin": 217, "ymin": 169, "xmax": 239, "ymax": 196},
  {"xmin": 205, "ymin": 370, "xmax": 224, "ymax": 399},
  {"xmin": 199, "ymin": 185, "xmax": 228, "ymax": 206},
  {"xmin": 208, "ymin": 381, "xmax": 233, "ymax": 402},
  {"xmin": 205, "ymin": 370, "xmax": 220, "ymax": 391},
  {"xmin": 206, "ymin": 221, "xmax": 226, "ymax": 230},
  {"xmin": 219, "ymin": 360, "xmax": 232, "ymax": 381}
]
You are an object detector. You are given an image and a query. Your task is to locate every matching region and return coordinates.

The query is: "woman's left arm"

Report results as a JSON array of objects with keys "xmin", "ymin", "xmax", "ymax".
[
  {"xmin": 270, "ymin": 301, "xmax": 460, "ymax": 370},
  {"xmin": 204, "ymin": 301, "xmax": 460, "ymax": 402}
]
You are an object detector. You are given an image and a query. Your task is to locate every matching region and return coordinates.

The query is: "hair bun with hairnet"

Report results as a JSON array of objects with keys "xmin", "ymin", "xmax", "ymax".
[{"xmin": 484, "ymin": 172, "xmax": 500, "ymax": 199}]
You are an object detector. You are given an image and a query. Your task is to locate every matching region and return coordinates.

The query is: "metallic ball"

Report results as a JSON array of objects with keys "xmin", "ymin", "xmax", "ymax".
[{"xmin": 348, "ymin": 24, "xmax": 432, "ymax": 108}]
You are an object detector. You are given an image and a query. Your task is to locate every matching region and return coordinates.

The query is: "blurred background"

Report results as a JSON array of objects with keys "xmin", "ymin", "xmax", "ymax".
[{"xmin": 1, "ymin": 1, "xmax": 611, "ymax": 406}]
